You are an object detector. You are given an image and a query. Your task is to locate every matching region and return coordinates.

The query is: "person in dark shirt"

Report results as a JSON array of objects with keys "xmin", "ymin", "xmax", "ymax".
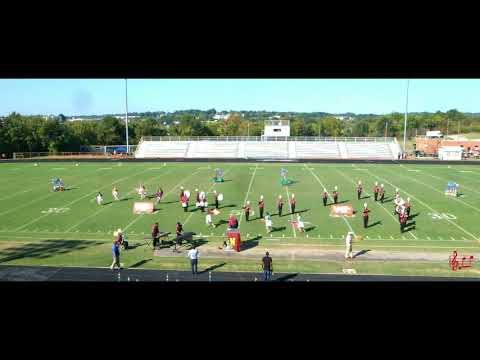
[
  {"xmin": 258, "ymin": 195, "xmax": 265, "ymax": 219},
  {"xmin": 362, "ymin": 203, "xmax": 370, "ymax": 228},
  {"xmin": 277, "ymin": 195, "xmax": 284, "ymax": 217},
  {"xmin": 262, "ymin": 252, "xmax": 273, "ymax": 281},
  {"xmin": 322, "ymin": 189, "xmax": 328, "ymax": 207},
  {"xmin": 243, "ymin": 201, "xmax": 251, "ymax": 222},
  {"xmin": 373, "ymin": 182, "xmax": 379, "ymax": 202},
  {"xmin": 357, "ymin": 181, "xmax": 363, "ymax": 200},
  {"xmin": 333, "ymin": 186, "xmax": 339, "ymax": 204},
  {"xmin": 213, "ymin": 190, "xmax": 219, "ymax": 209},
  {"xmin": 379, "ymin": 184, "xmax": 385, "ymax": 203},
  {"xmin": 174, "ymin": 222, "xmax": 183, "ymax": 252},
  {"xmin": 152, "ymin": 222, "xmax": 160, "ymax": 248},
  {"xmin": 290, "ymin": 193, "xmax": 296, "ymax": 214}
]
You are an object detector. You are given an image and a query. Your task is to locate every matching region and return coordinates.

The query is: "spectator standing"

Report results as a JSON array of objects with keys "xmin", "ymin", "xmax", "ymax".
[
  {"xmin": 187, "ymin": 245, "xmax": 199, "ymax": 275},
  {"xmin": 345, "ymin": 232, "xmax": 354, "ymax": 260},
  {"xmin": 110, "ymin": 241, "xmax": 122, "ymax": 270},
  {"xmin": 262, "ymin": 252, "xmax": 273, "ymax": 281}
]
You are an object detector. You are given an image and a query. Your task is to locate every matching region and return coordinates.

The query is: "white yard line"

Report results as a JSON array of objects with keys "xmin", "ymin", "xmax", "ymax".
[
  {"xmin": 66, "ymin": 166, "xmax": 174, "ymax": 233},
  {"xmin": 238, "ymin": 164, "xmax": 258, "ymax": 227},
  {"xmin": 15, "ymin": 166, "xmax": 157, "ymax": 231},
  {"xmin": 362, "ymin": 168, "xmax": 479, "ymax": 241},
  {"xmin": 335, "ymin": 168, "xmax": 417, "ymax": 240},
  {"xmin": 304, "ymin": 164, "xmax": 355, "ymax": 234},
  {"xmin": 123, "ymin": 169, "xmax": 201, "ymax": 231},
  {"xmin": 285, "ymin": 184, "xmax": 297, "ymax": 238},
  {"xmin": 396, "ymin": 164, "xmax": 480, "ymax": 213}
]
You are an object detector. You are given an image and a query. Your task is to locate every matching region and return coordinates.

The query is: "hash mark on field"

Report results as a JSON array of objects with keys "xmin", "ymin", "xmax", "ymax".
[
  {"xmin": 330, "ymin": 234, "xmax": 333, "ymax": 239},
  {"xmin": 451, "ymin": 237, "xmax": 456, "ymax": 241},
  {"xmin": 460, "ymin": 170, "xmax": 473, "ymax": 173},
  {"xmin": 427, "ymin": 236, "xmax": 431, "ymax": 240},
  {"xmin": 407, "ymin": 169, "xmax": 420, "ymax": 172},
  {"xmin": 463, "ymin": 237, "xmax": 468, "ymax": 241},
  {"xmin": 390, "ymin": 236, "xmax": 394, "ymax": 240}
]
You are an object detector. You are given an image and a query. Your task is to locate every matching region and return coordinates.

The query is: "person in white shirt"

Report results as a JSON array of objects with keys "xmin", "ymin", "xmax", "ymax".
[
  {"xmin": 296, "ymin": 214, "xmax": 305, "ymax": 233},
  {"xmin": 205, "ymin": 210, "xmax": 215, "ymax": 228},
  {"xmin": 187, "ymin": 245, "xmax": 199, "ymax": 275},
  {"xmin": 345, "ymin": 231, "xmax": 354, "ymax": 260},
  {"xmin": 96, "ymin": 192, "xmax": 103, "ymax": 206},
  {"xmin": 265, "ymin": 212, "xmax": 273, "ymax": 233},
  {"xmin": 112, "ymin": 186, "xmax": 120, "ymax": 201}
]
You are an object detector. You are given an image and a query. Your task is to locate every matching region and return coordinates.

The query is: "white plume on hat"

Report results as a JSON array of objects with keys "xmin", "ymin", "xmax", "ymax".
[
  {"xmin": 278, "ymin": 195, "xmax": 282, "ymax": 199},
  {"xmin": 292, "ymin": 193, "xmax": 295, "ymax": 198},
  {"xmin": 407, "ymin": 197, "xmax": 410, "ymax": 202},
  {"xmin": 195, "ymin": 188, "xmax": 199, "ymax": 192},
  {"xmin": 358, "ymin": 180, "xmax": 362, "ymax": 185},
  {"xmin": 381, "ymin": 184, "xmax": 384, "ymax": 187},
  {"xmin": 364, "ymin": 203, "xmax": 367, "ymax": 208},
  {"xmin": 334, "ymin": 186, "xmax": 338, "ymax": 190},
  {"xmin": 323, "ymin": 188, "xmax": 327, "ymax": 192},
  {"xmin": 260, "ymin": 195, "xmax": 264, "ymax": 200},
  {"xmin": 375, "ymin": 181, "xmax": 378, "ymax": 186},
  {"xmin": 396, "ymin": 188, "xmax": 399, "ymax": 192},
  {"xmin": 247, "ymin": 201, "xmax": 250, "ymax": 205}
]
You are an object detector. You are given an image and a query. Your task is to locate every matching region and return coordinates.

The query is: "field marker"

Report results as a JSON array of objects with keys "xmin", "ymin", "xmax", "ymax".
[
  {"xmin": 459, "ymin": 170, "xmax": 473, "ymax": 173},
  {"xmin": 427, "ymin": 236, "xmax": 431, "ymax": 240},
  {"xmin": 305, "ymin": 164, "xmax": 354, "ymax": 234},
  {"xmin": 451, "ymin": 237, "xmax": 456, "ymax": 241},
  {"xmin": 390, "ymin": 236, "xmax": 394, "ymax": 240},
  {"xmin": 239, "ymin": 164, "xmax": 258, "ymax": 227},
  {"xmin": 330, "ymin": 234, "xmax": 333, "ymax": 239},
  {"xmin": 362, "ymin": 167, "xmax": 479, "ymax": 241},
  {"xmin": 407, "ymin": 169, "xmax": 420, "ymax": 172},
  {"xmin": 97, "ymin": 168, "xmax": 113, "ymax": 170}
]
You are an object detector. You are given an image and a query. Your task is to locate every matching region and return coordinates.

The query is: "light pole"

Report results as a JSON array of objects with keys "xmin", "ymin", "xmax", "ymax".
[
  {"xmin": 125, "ymin": 79, "xmax": 129, "ymax": 154},
  {"xmin": 403, "ymin": 79, "xmax": 409, "ymax": 153},
  {"xmin": 385, "ymin": 121, "xmax": 388, "ymax": 141}
]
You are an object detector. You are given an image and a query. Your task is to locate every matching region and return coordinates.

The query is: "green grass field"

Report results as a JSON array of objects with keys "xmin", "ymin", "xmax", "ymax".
[{"xmin": 1, "ymin": 161, "xmax": 479, "ymax": 278}]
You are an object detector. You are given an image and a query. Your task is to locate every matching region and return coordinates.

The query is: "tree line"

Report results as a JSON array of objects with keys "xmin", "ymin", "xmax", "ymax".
[{"xmin": 1, "ymin": 109, "xmax": 479, "ymax": 154}]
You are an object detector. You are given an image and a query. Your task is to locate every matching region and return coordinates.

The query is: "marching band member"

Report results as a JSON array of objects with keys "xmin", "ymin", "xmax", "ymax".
[
  {"xmin": 243, "ymin": 201, "xmax": 251, "ymax": 222},
  {"xmin": 362, "ymin": 203, "xmax": 370, "ymax": 228},
  {"xmin": 155, "ymin": 187, "xmax": 164, "ymax": 203},
  {"xmin": 373, "ymin": 181, "xmax": 379, "ymax": 202},
  {"xmin": 405, "ymin": 197, "xmax": 412, "ymax": 218},
  {"xmin": 228, "ymin": 214, "xmax": 238, "ymax": 230},
  {"xmin": 199, "ymin": 190, "xmax": 206, "ymax": 213},
  {"xmin": 400, "ymin": 210, "xmax": 408, "ymax": 233},
  {"xmin": 180, "ymin": 186, "xmax": 185, "ymax": 200},
  {"xmin": 174, "ymin": 222, "xmax": 183, "ymax": 252},
  {"xmin": 395, "ymin": 188, "xmax": 400, "ymax": 198},
  {"xmin": 322, "ymin": 188, "xmax": 328, "ymax": 207},
  {"xmin": 265, "ymin": 212, "xmax": 273, "ymax": 233},
  {"xmin": 213, "ymin": 190, "xmax": 219, "ymax": 209},
  {"xmin": 345, "ymin": 232, "xmax": 354, "ymax": 260},
  {"xmin": 152, "ymin": 222, "xmax": 160, "ymax": 248},
  {"xmin": 96, "ymin": 192, "xmax": 103, "ymax": 206},
  {"xmin": 258, "ymin": 195, "xmax": 265, "ymax": 218},
  {"xmin": 112, "ymin": 186, "xmax": 120, "ymax": 201},
  {"xmin": 290, "ymin": 193, "xmax": 296, "ymax": 214},
  {"xmin": 206, "ymin": 209, "xmax": 215, "ymax": 228},
  {"xmin": 296, "ymin": 214, "xmax": 305, "ymax": 233},
  {"xmin": 181, "ymin": 193, "xmax": 189, "ymax": 212},
  {"xmin": 379, "ymin": 184, "xmax": 385, "ymax": 203},
  {"xmin": 333, "ymin": 186, "xmax": 339, "ymax": 204},
  {"xmin": 277, "ymin": 195, "xmax": 284, "ymax": 217},
  {"xmin": 357, "ymin": 181, "xmax": 363, "ymax": 200},
  {"xmin": 138, "ymin": 184, "xmax": 146, "ymax": 200}
]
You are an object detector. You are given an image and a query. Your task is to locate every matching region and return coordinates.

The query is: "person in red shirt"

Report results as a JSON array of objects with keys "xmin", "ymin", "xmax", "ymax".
[
  {"xmin": 243, "ymin": 201, "xmax": 251, "ymax": 222},
  {"xmin": 277, "ymin": 195, "xmax": 284, "ymax": 217},
  {"xmin": 174, "ymin": 222, "xmax": 183, "ymax": 252},
  {"xmin": 373, "ymin": 182, "xmax": 379, "ymax": 202},
  {"xmin": 322, "ymin": 189, "xmax": 328, "ymax": 207},
  {"xmin": 333, "ymin": 186, "xmax": 339, "ymax": 204},
  {"xmin": 181, "ymin": 193, "xmax": 189, "ymax": 212},
  {"xmin": 362, "ymin": 203, "xmax": 370, "ymax": 228},
  {"xmin": 379, "ymin": 184, "xmax": 385, "ymax": 203},
  {"xmin": 356, "ymin": 181, "xmax": 363, "ymax": 200},
  {"xmin": 258, "ymin": 195, "xmax": 265, "ymax": 218},
  {"xmin": 228, "ymin": 215, "xmax": 238, "ymax": 229},
  {"xmin": 290, "ymin": 193, "xmax": 296, "ymax": 214},
  {"xmin": 400, "ymin": 211, "xmax": 407, "ymax": 233}
]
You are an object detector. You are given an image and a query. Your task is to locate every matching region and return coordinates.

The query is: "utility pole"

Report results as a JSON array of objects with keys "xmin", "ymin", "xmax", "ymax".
[
  {"xmin": 403, "ymin": 79, "xmax": 409, "ymax": 153},
  {"xmin": 385, "ymin": 122, "xmax": 388, "ymax": 140},
  {"xmin": 125, "ymin": 79, "xmax": 129, "ymax": 154}
]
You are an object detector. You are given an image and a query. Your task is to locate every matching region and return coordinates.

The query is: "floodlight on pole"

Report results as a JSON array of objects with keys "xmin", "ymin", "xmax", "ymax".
[
  {"xmin": 403, "ymin": 79, "xmax": 409, "ymax": 153},
  {"xmin": 125, "ymin": 79, "xmax": 129, "ymax": 154}
]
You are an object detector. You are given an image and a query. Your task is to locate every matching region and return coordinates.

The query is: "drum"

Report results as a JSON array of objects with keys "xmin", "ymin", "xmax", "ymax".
[
  {"xmin": 182, "ymin": 202, "xmax": 187, "ymax": 208},
  {"xmin": 196, "ymin": 202, "xmax": 201, "ymax": 207},
  {"xmin": 217, "ymin": 193, "xmax": 224, "ymax": 202}
]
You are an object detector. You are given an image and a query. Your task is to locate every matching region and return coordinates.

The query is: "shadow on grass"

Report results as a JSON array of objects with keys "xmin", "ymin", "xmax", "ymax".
[
  {"xmin": 409, "ymin": 212, "xmax": 420, "ymax": 219},
  {"xmin": 129, "ymin": 258, "xmax": 152, "ymax": 268},
  {"xmin": 242, "ymin": 235, "xmax": 262, "ymax": 250},
  {"xmin": 275, "ymin": 273, "xmax": 298, "ymax": 282},
  {"xmin": 187, "ymin": 238, "xmax": 208, "ymax": 249},
  {"xmin": 367, "ymin": 220, "xmax": 382, "ymax": 228},
  {"xmin": 219, "ymin": 204, "xmax": 236, "ymax": 209},
  {"xmin": 354, "ymin": 249, "xmax": 371, "ymax": 258},
  {"xmin": 126, "ymin": 242, "xmax": 146, "ymax": 250},
  {"xmin": 383, "ymin": 197, "xmax": 393, "ymax": 203},
  {"xmin": 271, "ymin": 226, "xmax": 286, "ymax": 233},
  {"xmin": 304, "ymin": 226, "xmax": 316, "ymax": 232},
  {"xmin": 0, "ymin": 239, "xmax": 104, "ymax": 264},
  {"xmin": 200, "ymin": 262, "xmax": 226, "ymax": 274},
  {"xmin": 333, "ymin": 200, "xmax": 350, "ymax": 205},
  {"xmin": 360, "ymin": 195, "xmax": 371, "ymax": 200}
]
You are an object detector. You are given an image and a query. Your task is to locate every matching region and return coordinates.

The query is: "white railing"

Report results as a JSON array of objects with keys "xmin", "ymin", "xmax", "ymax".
[{"xmin": 140, "ymin": 136, "xmax": 398, "ymax": 143}]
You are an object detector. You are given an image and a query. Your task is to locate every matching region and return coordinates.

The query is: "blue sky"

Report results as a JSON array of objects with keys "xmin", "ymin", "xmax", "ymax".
[{"xmin": 1, "ymin": 79, "xmax": 480, "ymax": 116}]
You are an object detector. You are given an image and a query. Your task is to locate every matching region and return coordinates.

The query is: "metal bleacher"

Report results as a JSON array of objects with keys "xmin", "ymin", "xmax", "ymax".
[{"xmin": 135, "ymin": 136, "xmax": 401, "ymax": 160}]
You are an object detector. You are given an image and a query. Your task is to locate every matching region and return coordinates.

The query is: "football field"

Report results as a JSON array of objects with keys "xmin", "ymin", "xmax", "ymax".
[{"xmin": 1, "ymin": 161, "xmax": 479, "ymax": 277}]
